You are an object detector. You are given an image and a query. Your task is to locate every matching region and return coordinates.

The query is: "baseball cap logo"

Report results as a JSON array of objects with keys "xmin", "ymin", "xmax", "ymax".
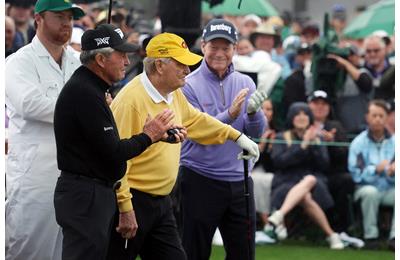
[
  {"xmin": 64, "ymin": 0, "xmax": 70, "ymax": 3},
  {"xmin": 94, "ymin": 37, "xmax": 110, "ymax": 46},
  {"xmin": 210, "ymin": 23, "xmax": 232, "ymax": 34},
  {"xmin": 158, "ymin": 48, "xmax": 169, "ymax": 55},
  {"xmin": 181, "ymin": 41, "xmax": 187, "ymax": 49},
  {"xmin": 114, "ymin": 28, "xmax": 124, "ymax": 39}
]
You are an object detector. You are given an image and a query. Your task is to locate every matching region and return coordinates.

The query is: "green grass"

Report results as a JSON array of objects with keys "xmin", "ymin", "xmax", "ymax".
[{"xmin": 210, "ymin": 243, "xmax": 395, "ymax": 260}]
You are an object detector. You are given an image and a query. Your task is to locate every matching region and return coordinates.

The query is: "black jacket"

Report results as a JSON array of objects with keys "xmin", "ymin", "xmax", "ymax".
[{"xmin": 54, "ymin": 66, "xmax": 152, "ymax": 183}]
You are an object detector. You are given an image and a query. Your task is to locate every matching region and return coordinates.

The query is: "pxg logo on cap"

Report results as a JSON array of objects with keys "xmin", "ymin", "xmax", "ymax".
[
  {"xmin": 202, "ymin": 19, "xmax": 238, "ymax": 44},
  {"xmin": 81, "ymin": 24, "xmax": 139, "ymax": 52}
]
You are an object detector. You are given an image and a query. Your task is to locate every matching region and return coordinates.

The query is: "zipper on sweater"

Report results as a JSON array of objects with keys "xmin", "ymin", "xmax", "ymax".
[{"xmin": 219, "ymin": 81, "xmax": 225, "ymax": 106}]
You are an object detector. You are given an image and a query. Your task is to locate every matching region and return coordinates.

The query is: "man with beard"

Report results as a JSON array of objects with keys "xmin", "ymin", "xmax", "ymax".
[{"xmin": 5, "ymin": 0, "xmax": 84, "ymax": 259}]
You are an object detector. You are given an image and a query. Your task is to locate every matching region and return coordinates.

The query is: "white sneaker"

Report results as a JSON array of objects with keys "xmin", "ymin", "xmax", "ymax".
[
  {"xmin": 255, "ymin": 231, "xmax": 276, "ymax": 244},
  {"xmin": 327, "ymin": 233, "xmax": 345, "ymax": 250},
  {"xmin": 212, "ymin": 228, "xmax": 224, "ymax": 246},
  {"xmin": 275, "ymin": 224, "xmax": 288, "ymax": 240},
  {"xmin": 269, "ymin": 210, "xmax": 284, "ymax": 227},
  {"xmin": 339, "ymin": 232, "xmax": 365, "ymax": 248},
  {"xmin": 264, "ymin": 222, "xmax": 287, "ymax": 241}
]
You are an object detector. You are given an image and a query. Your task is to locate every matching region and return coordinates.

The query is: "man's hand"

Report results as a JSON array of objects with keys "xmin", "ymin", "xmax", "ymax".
[
  {"xmin": 321, "ymin": 128, "xmax": 336, "ymax": 142},
  {"xmin": 116, "ymin": 210, "xmax": 138, "ymax": 239},
  {"xmin": 143, "ymin": 109, "xmax": 175, "ymax": 143},
  {"xmin": 376, "ymin": 159, "xmax": 390, "ymax": 174},
  {"xmin": 387, "ymin": 162, "xmax": 395, "ymax": 177},
  {"xmin": 229, "ymin": 88, "xmax": 249, "ymax": 119},
  {"xmin": 235, "ymin": 134, "xmax": 260, "ymax": 162},
  {"xmin": 161, "ymin": 126, "xmax": 188, "ymax": 143},
  {"xmin": 105, "ymin": 92, "xmax": 113, "ymax": 106},
  {"xmin": 247, "ymin": 90, "xmax": 268, "ymax": 114}
]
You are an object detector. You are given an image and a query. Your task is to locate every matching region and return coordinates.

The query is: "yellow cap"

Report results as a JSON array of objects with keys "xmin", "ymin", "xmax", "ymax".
[{"xmin": 146, "ymin": 33, "xmax": 203, "ymax": 66}]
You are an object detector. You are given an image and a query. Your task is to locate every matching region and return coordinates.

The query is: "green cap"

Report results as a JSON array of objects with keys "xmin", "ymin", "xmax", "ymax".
[{"xmin": 34, "ymin": 0, "xmax": 85, "ymax": 20}]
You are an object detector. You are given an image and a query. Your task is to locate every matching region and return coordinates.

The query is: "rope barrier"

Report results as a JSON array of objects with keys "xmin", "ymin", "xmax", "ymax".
[{"xmin": 252, "ymin": 138, "xmax": 351, "ymax": 147}]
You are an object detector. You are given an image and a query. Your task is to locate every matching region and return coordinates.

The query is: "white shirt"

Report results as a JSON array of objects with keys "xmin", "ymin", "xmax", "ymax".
[{"xmin": 5, "ymin": 36, "xmax": 81, "ymax": 142}]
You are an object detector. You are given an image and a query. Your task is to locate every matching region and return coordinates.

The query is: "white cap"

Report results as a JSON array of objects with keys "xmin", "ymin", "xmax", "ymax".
[
  {"xmin": 242, "ymin": 14, "xmax": 261, "ymax": 26},
  {"xmin": 372, "ymin": 30, "xmax": 389, "ymax": 38}
]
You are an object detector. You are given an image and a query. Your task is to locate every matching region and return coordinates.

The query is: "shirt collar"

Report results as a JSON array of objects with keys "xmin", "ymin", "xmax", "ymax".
[
  {"xmin": 140, "ymin": 72, "xmax": 173, "ymax": 104},
  {"xmin": 367, "ymin": 128, "xmax": 392, "ymax": 142}
]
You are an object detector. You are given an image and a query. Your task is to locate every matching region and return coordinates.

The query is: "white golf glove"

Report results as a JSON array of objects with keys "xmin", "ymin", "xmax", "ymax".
[
  {"xmin": 246, "ymin": 90, "xmax": 268, "ymax": 114},
  {"xmin": 235, "ymin": 134, "xmax": 260, "ymax": 162}
]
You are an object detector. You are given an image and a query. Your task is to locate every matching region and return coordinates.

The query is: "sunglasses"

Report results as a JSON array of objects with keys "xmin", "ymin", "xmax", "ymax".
[{"xmin": 366, "ymin": 48, "xmax": 382, "ymax": 54}]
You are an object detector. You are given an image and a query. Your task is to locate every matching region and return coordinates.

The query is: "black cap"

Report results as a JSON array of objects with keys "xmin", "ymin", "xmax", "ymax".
[
  {"xmin": 296, "ymin": 42, "xmax": 312, "ymax": 55},
  {"xmin": 202, "ymin": 19, "xmax": 238, "ymax": 44},
  {"xmin": 308, "ymin": 90, "xmax": 329, "ymax": 103},
  {"xmin": 81, "ymin": 24, "xmax": 139, "ymax": 52}
]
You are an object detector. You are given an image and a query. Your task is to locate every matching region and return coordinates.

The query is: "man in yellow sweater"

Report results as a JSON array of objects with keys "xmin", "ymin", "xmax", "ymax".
[{"xmin": 107, "ymin": 33, "xmax": 259, "ymax": 260}]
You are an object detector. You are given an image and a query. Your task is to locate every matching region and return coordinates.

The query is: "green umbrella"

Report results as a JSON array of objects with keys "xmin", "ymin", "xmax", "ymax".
[
  {"xmin": 343, "ymin": 0, "xmax": 394, "ymax": 39},
  {"xmin": 202, "ymin": 0, "xmax": 278, "ymax": 17}
]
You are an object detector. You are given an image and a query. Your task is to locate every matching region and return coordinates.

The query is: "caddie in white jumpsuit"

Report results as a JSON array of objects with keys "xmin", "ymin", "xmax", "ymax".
[{"xmin": 5, "ymin": 0, "xmax": 85, "ymax": 259}]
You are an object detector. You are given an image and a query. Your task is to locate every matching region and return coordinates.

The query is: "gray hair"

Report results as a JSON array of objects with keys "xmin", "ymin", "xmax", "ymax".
[
  {"xmin": 363, "ymin": 35, "xmax": 386, "ymax": 50},
  {"xmin": 80, "ymin": 47, "xmax": 115, "ymax": 65},
  {"xmin": 143, "ymin": 57, "xmax": 171, "ymax": 75}
]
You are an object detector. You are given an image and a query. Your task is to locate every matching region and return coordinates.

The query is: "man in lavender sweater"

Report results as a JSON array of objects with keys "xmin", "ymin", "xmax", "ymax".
[{"xmin": 179, "ymin": 19, "xmax": 267, "ymax": 260}]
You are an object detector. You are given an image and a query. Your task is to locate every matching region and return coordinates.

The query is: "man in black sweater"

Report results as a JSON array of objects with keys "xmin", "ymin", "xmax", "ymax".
[{"xmin": 53, "ymin": 24, "xmax": 185, "ymax": 260}]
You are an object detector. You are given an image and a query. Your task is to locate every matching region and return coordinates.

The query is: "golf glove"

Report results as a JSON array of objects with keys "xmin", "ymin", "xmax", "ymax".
[
  {"xmin": 246, "ymin": 90, "xmax": 268, "ymax": 114},
  {"xmin": 235, "ymin": 134, "xmax": 260, "ymax": 162}
]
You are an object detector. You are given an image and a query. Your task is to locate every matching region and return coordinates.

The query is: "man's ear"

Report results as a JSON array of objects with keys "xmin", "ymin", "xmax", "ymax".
[
  {"xmin": 200, "ymin": 40, "xmax": 206, "ymax": 55},
  {"xmin": 154, "ymin": 59, "xmax": 164, "ymax": 74},
  {"xmin": 95, "ymin": 53, "xmax": 106, "ymax": 68},
  {"xmin": 34, "ymin": 13, "xmax": 43, "ymax": 26}
]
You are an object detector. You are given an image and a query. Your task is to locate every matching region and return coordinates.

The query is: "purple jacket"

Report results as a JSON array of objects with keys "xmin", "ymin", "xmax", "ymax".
[{"xmin": 180, "ymin": 59, "xmax": 266, "ymax": 181}]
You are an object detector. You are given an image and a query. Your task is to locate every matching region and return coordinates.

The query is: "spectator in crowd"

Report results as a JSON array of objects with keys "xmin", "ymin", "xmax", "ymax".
[
  {"xmin": 363, "ymin": 35, "xmax": 394, "ymax": 101},
  {"xmin": 236, "ymin": 36, "xmax": 254, "ymax": 56},
  {"xmin": 300, "ymin": 23, "xmax": 320, "ymax": 45},
  {"xmin": 282, "ymin": 43, "xmax": 312, "ymax": 114},
  {"xmin": 307, "ymin": 90, "xmax": 354, "ymax": 234},
  {"xmin": 250, "ymin": 22, "xmax": 291, "ymax": 80},
  {"xmin": 107, "ymin": 32, "xmax": 260, "ymax": 260},
  {"xmin": 252, "ymin": 99, "xmax": 278, "ymax": 244},
  {"xmin": 239, "ymin": 14, "xmax": 261, "ymax": 37},
  {"xmin": 328, "ymin": 45, "xmax": 373, "ymax": 135},
  {"xmin": 348, "ymin": 100, "xmax": 395, "ymax": 249},
  {"xmin": 53, "ymin": 24, "xmax": 177, "ymax": 260},
  {"xmin": 385, "ymin": 99, "xmax": 395, "ymax": 135},
  {"xmin": 7, "ymin": 0, "xmax": 36, "ymax": 51},
  {"xmin": 268, "ymin": 102, "xmax": 344, "ymax": 249},
  {"xmin": 330, "ymin": 4, "xmax": 347, "ymax": 38},
  {"xmin": 5, "ymin": 16, "xmax": 16, "ymax": 57},
  {"xmin": 5, "ymin": 0, "xmax": 85, "ymax": 259},
  {"xmin": 179, "ymin": 18, "xmax": 266, "ymax": 260},
  {"xmin": 233, "ymin": 37, "xmax": 282, "ymax": 95}
]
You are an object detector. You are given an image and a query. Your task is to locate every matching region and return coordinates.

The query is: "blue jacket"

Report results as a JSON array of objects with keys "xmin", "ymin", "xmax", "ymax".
[
  {"xmin": 348, "ymin": 129, "xmax": 395, "ymax": 191},
  {"xmin": 180, "ymin": 59, "xmax": 266, "ymax": 181}
]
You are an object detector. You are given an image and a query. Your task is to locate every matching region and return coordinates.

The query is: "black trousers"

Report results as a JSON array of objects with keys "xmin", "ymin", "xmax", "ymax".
[
  {"xmin": 180, "ymin": 166, "xmax": 255, "ymax": 260},
  {"xmin": 327, "ymin": 172, "xmax": 355, "ymax": 232},
  {"xmin": 54, "ymin": 174, "xmax": 117, "ymax": 260},
  {"xmin": 107, "ymin": 189, "xmax": 186, "ymax": 260}
]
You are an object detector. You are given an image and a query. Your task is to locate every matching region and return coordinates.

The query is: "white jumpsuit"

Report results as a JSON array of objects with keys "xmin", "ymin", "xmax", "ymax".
[{"xmin": 5, "ymin": 36, "xmax": 81, "ymax": 260}]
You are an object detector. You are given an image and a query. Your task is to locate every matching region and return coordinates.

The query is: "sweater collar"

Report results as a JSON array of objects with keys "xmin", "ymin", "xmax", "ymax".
[{"xmin": 199, "ymin": 59, "xmax": 235, "ymax": 81}]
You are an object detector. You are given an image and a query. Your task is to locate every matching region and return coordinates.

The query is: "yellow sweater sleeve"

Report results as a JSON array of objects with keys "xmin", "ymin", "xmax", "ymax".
[{"xmin": 176, "ymin": 89, "xmax": 241, "ymax": 143}]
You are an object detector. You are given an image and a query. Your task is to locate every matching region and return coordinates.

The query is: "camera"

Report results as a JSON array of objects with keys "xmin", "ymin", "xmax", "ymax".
[{"xmin": 166, "ymin": 128, "xmax": 182, "ymax": 143}]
